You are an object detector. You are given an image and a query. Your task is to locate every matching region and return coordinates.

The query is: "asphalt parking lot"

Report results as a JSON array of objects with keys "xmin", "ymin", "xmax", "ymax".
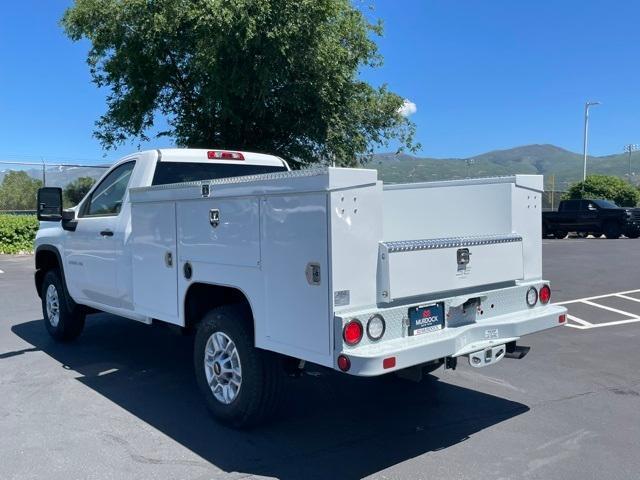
[{"xmin": 1, "ymin": 239, "xmax": 640, "ymax": 480}]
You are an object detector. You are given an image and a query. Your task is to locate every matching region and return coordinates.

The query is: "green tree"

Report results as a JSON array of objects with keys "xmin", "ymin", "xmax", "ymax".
[
  {"xmin": 0, "ymin": 171, "xmax": 43, "ymax": 211},
  {"xmin": 62, "ymin": 0, "xmax": 418, "ymax": 167},
  {"xmin": 564, "ymin": 175, "xmax": 640, "ymax": 207},
  {"xmin": 64, "ymin": 176, "xmax": 96, "ymax": 206}
]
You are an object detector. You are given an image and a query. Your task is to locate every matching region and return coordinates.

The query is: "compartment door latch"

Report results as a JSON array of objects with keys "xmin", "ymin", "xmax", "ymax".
[
  {"xmin": 457, "ymin": 248, "xmax": 471, "ymax": 266},
  {"xmin": 209, "ymin": 208, "xmax": 220, "ymax": 228}
]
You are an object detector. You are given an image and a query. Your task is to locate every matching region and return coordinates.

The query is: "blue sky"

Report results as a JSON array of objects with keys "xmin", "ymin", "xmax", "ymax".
[{"xmin": 1, "ymin": 0, "xmax": 639, "ymax": 165}]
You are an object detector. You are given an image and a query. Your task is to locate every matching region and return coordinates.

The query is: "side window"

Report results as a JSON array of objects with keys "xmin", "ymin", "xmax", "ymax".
[{"xmin": 84, "ymin": 162, "xmax": 135, "ymax": 216}]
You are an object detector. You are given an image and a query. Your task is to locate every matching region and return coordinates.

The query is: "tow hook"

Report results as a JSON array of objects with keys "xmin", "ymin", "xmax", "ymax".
[{"xmin": 468, "ymin": 344, "xmax": 506, "ymax": 368}]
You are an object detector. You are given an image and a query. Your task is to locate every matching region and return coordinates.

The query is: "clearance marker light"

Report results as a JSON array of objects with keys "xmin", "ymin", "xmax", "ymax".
[
  {"xmin": 337, "ymin": 355, "xmax": 351, "ymax": 372},
  {"xmin": 383, "ymin": 357, "xmax": 396, "ymax": 369}
]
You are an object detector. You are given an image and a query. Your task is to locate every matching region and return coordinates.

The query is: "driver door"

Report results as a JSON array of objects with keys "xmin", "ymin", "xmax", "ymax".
[{"xmin": 64, "ymin": 161, "xmax": 136, "ymax": 308}]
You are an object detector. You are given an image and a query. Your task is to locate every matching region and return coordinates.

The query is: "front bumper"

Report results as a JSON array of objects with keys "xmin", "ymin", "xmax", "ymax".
[{"xmin": 337, "ymin": 303, "xmax": 567, "ymax": 376}]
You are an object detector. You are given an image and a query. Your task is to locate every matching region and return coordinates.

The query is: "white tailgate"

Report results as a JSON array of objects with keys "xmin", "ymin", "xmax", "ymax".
[{"xmin": 377, "ymin": 234, "xmax": 524, "ymax": 303}]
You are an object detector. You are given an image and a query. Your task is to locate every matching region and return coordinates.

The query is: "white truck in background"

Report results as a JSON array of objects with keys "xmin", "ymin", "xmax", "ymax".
[{"xmin": 35, "ymin": 148, "xmax": 567, "ymax": 427}]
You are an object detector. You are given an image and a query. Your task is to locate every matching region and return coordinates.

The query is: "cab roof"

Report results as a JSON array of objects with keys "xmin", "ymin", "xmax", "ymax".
[{"xmin": 157, "ymin": 148, "xmax": 287, "ymax": 167}]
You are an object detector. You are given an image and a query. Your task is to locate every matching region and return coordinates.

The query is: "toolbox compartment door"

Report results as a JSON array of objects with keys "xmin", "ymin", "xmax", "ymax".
[
  {"xmin": 131, "ymin": 201, "xmax": 179, "ymax": 322},
  {"xmin": 377, "ymin": 234, "xmax": 524, "ymax": 303}
]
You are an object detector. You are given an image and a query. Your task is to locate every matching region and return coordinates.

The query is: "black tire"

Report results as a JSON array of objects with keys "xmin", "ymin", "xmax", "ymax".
[
  {"xmin": 604, "ymin": 222, "xmax": 622, "ymax": 239},
  {"xmin": 41, "ymin": 269, "xmax": 85, "ymax": 341},
  {"xmin": 553, "ymin": 230, "xmax": 568, "ymax": 239},
  {"xmin": 193, "ymin": 305, "xmax": 283, "ymax": 428},
  {"xmin": 589, "ymin": 232, "xmax": 603, "ymax": 238},
  {"xmin": 576, "ymin": 232, "xmax": 588, "ymax": 238},
  {"xmin": 625, "ymin": 230, "xmax": 640, "ymax": 239}
]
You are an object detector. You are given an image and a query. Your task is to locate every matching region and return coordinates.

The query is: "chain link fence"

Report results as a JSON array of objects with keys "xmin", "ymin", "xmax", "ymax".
[{"xmin": 0, "ymin": 161, "xmax": 109, "ymax": 213}]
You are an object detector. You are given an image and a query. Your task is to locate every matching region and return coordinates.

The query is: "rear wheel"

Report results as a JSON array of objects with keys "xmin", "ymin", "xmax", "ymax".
[
  {"xmin": 625, "ymin": 230, "xmax": 640, "ymax": 239},
  {"xmin": 604, "ymin": 222, "xmax": 622, "ymax": 239},
  {"xmin": 41, "ymin": 269, "xmax": 85, "ymax": 341},
  {"xmin": 193, "ymin": 305, "xmax": 283, "ymax": 428},
  {"xmin": 553, "ymin": 230, "xmax": 568, "ymax": 239}
]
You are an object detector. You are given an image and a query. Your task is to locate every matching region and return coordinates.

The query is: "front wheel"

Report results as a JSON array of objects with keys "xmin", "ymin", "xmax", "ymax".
[
  {"xmin": 625, "ymin": 230, "xmax": 640, "ymax": 239},
  {"xmin": 193, "ymin": 305, "xmax": 283, "ymax": 428},
  {"xmin": 553, "ymin": 230, "xmax": 568, "ymax": 239},
  {"xmin": 41, "ymin": 269, "xmax": 85, "ymax": 341}
]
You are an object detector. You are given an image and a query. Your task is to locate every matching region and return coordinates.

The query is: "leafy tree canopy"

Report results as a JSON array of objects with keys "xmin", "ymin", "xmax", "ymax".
[
  {"xmin": 64, "ymin": 176, "xmax": 96, "ymax": 206},
  {"xmin": 0, "ymin": 171, "xmax": 43, "ymax": 211},
  {"xmin": 62, "ymin": 0, "xmax": 419, "ymax": 167},
  {"xmin": 564, "ymin": 175, "xmax": 640, "ymax": 207}
]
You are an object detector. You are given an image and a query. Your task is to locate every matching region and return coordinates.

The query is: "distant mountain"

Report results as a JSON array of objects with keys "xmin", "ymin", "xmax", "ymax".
[
  {"xmin": 1, "ymin": 144, "xmax": 637, "ymax": 192},
  {"xmin": 371, "ymin": 144, "xmax": 640, "ymax": 191}
]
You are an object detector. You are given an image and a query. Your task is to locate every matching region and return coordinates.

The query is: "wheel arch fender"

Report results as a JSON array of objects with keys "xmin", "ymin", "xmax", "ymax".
[
  {"xmin": 35, "ymin": 245, "xmax": 65, "ymax": 298},
  {"xmin": 183, "ymin": 282, "xmax": 256, "ymax": 339}
]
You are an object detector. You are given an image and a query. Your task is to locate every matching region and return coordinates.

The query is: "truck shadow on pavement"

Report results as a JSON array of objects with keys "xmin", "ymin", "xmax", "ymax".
[{"xmin": 12, "ymin": 314, "xmax": 529, "ymax": 480}]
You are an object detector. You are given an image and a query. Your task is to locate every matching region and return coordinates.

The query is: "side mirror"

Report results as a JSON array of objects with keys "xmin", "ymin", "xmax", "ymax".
[{"xmin": 37, "ymin": 187, "xmax": 63, "ymax": 221}]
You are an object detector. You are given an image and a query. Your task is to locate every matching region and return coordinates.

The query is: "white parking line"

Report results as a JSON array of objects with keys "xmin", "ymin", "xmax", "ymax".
[
  {"xmin": 565, "ymin": 315, "xmax": 591, "ymax": 330},
  {"xmin": 0, "ymin": 269, "xmax": 4, "ymax": 274},
  {"xmin": 581, "ymin": 300, "xmax": 640, "ymax": 319},
  {"xmin": 566, "ymin": 315, "xmax": 592, "ymax": 326},
  {"xmin": 556, "ymin": 289, "xmax": 640, "ymax": 330},
  {"xmin": 615, "ymin": 294, "xmax": 640, "ymax": 303},
  {"xmin": 555, "ymin": 288, "xmax": 640, "ymax": 306}
]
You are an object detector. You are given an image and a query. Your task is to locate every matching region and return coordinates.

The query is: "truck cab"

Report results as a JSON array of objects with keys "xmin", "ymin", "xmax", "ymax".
[{"xmin": 35, "ymin": 149, "xmax": 289, "ymax": 319}]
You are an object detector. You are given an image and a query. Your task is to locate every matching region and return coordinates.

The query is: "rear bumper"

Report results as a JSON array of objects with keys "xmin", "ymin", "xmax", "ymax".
[{"xmin": 337, "ymin": 304, "xmax": 567, "ymax": 376}]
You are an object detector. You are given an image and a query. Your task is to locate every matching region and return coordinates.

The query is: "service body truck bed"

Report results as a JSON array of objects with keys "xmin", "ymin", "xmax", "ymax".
[{"xmin": 34, "ymin": 148, "xmax": 566, "ymax": 427}]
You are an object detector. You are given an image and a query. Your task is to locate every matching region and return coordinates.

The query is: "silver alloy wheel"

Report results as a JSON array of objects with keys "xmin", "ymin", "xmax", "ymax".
[
  {"xmin": 204, "ymin": 331, "xmax": 242, "ymax": 404},
  {"xmin": 46, "ymin": 284, "xmax": 60, "ymax": 328}
]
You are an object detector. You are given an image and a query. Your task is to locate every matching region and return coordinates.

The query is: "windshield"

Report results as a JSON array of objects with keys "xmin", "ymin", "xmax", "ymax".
[
  {"xmin": 592, "ymin": 199, "xmax": 619, "ymax": 209},
  {"xmin": 152, "ymin": 161, "xmax": 288, "ymax": 186}
]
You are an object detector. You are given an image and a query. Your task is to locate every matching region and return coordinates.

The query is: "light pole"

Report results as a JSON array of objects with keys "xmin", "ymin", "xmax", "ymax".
[
  {"xmin": 466, "ymin": 158, "xmax": 475, "ymax": 177},
  {"xmin": 623, "ymin": 144, "xmax": 639, "ymax": 183},
  {"xmin": 582, "ymin": 101, "xmax": 601, "ymax": 181}
]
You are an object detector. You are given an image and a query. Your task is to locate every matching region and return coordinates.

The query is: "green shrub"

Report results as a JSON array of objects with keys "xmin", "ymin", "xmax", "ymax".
[
  {"xmin": 0, "ymin": 215, "xmax": 38, "ymax": 254},
  {"xmin": 563, "ymin": 175, "xmax": 640, "ymax": 207}
]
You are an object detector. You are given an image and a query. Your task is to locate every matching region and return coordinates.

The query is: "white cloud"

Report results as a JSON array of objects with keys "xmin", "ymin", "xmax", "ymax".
[{"xmin": 398, "ymin": 99, "xmax": 417, "ymax": 117}]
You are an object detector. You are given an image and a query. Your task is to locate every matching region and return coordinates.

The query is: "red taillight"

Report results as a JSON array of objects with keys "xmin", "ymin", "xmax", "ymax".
[
  {"xmin": 383, "ymin": 357, "xmax": 396, "ymax": 369},
  {"xmin": 559, "ymin": 314, "xmax": 567, "ymax": 323},
  {"xmin": 207, "ymin": 150, "xmax": 245, "ymax": 160},
  {"xmin": 343, "ymin": 319, "xmax": 363, "ymax": 346},
  {"xmin": 539, "ymin": 284, "xmax": 551, "ymax": 304},
  {"xmin": 337, "ymin": 355, "xmax": 351, "ymax": 372}
]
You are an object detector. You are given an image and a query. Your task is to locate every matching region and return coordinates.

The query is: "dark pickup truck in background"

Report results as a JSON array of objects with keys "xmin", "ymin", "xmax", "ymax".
[{"xmin": 543, "ymin": 199, "xmax": 640, "ymax": 239}]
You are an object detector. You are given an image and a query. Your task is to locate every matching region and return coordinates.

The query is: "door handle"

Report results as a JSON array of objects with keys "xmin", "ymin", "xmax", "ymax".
[{"xmin": 100, "ymin": 230, "xmax": 114, "ymax": 237}]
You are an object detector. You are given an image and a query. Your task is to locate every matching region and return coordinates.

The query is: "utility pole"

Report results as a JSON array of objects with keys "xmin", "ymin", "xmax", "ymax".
[
  {"xmin": 582, "ymin": 101, "xmax": 601, "ymax": 182},
  {"xmin": 623, "ymin": 144, "xmax": 639, "ymax": 184}
]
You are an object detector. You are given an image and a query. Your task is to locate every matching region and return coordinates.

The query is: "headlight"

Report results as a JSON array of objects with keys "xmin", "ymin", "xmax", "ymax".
[{"xmin": 366, "ymin": 314, "xmax": 386, "ymax": 341}]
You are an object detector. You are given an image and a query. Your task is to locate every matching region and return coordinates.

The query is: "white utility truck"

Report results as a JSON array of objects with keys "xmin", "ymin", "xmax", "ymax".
[{"xmin": 35, "ymin": 148, "xmax": 567, "ymax": 427}]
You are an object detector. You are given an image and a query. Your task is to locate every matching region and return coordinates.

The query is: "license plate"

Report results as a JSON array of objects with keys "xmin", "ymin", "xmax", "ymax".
[{"xmin": 408, "ymin": 303, "xmax": 444, "ymax": 336}]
